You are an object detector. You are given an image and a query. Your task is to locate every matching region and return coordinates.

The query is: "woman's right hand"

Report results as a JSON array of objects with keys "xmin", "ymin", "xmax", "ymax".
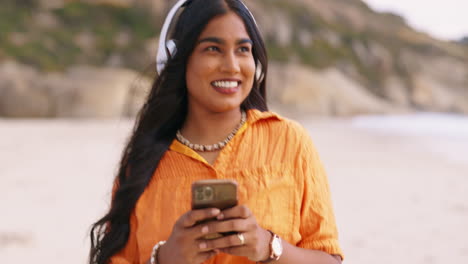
[{"xmin": 157, "ymin": 208, "xmax": 222, "ymax": 264}]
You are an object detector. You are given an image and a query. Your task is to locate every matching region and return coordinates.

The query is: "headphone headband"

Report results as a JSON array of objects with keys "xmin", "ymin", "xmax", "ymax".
[{"xmin": 156, "ymin": 0, "xmax": 259, "ymax": 74}]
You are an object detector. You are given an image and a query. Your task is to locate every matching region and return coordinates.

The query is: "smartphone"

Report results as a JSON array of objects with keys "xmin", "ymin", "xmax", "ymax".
[
  {"xmin": 191, "ymin": 179, "xmax": 238, "ymax": 239},
  {"xmin": 192, "ymin": 179, "xmax": 238, "ymax": 210}
]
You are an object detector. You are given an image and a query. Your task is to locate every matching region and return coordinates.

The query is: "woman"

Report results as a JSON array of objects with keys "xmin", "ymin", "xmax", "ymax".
[{"xmin": 90, "ymin": 0, "xmax": 343, "ymax": 263}]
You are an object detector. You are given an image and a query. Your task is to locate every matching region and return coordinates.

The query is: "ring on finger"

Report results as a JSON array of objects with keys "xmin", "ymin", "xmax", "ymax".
[{"xmin": 237, "ymin": 233, "xmax": 245, "ymax": 245}]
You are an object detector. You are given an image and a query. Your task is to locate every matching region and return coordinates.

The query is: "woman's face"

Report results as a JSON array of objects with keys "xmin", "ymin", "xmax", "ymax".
[{"xmin": 185, "ymin": 12, "xmax": 256, "ymax": 114}]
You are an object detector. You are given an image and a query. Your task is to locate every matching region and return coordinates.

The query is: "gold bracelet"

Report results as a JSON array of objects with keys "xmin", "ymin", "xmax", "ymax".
[{"xmin": 150, "ymin": 241, "xmax": 167, "ymax": 264}]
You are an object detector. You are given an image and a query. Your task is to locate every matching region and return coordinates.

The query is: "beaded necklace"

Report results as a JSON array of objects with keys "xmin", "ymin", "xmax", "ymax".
[{"xmin": 176, "ymin": 111, "xmax": 247, "ymax": 152}]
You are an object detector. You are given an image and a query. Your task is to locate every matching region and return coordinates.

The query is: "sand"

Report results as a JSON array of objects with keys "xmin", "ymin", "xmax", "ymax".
[{"xmin": 1, "ymin": 116, "xmax": 467, "ymax": 264}]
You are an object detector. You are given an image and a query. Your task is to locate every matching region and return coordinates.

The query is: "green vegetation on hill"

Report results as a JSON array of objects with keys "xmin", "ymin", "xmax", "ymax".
[
  {"xmin": 258, "ymin": 0, "xmax": 396, "ymax": 91},
  {"xmin": 0, "ymin": 1, "xmax": 159, "ymax": 71}
]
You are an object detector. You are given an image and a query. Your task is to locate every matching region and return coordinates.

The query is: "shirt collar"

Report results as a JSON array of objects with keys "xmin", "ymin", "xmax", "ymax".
[{"xmin": 247, "ymin": 109, "xmax": 282, "ymax": 124}]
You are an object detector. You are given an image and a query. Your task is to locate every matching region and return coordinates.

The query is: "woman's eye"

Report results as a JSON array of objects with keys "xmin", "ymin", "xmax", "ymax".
[
  {"xmin": 238, "ymin": 46, "xmax": 251, "ymax": 53},
  {"xmin": 206, "ymin": 46, "xmax": 220, "ymax": 52}
]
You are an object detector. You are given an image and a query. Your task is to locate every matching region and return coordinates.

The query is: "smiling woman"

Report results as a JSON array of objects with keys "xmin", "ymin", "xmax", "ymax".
[
  {"xmin": 89, "ymin": 1, "xmax": 343, "ymax": 264},
  {"xmin": 185, "ymin": 12, "xmax": 256, "ymax": 117}
]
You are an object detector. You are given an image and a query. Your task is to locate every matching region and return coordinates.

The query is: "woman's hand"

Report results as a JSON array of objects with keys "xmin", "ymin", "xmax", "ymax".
[
  {"xmin": 158, "ymin": 208, "xmax": 222, "ymax": 264},
  {"xmin": 197, "ymin": 205, "xmax": 272, "ymax": 262}
]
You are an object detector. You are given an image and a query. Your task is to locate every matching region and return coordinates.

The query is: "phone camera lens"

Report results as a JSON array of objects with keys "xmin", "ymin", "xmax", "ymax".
[{"xmin": 204, "ymin": 187, "xmax": 213, "ymax": 200}]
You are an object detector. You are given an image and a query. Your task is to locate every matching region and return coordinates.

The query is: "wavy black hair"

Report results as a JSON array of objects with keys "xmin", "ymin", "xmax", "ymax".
[{"xmin": 89, "ymin": 1, "xmax": 268, "ymax": 263}]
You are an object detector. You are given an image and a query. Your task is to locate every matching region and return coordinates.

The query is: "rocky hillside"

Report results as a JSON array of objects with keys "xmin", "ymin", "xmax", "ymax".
[{"xmin": 1, "ymin": 0, "xmax": 467, "ymax": 117}]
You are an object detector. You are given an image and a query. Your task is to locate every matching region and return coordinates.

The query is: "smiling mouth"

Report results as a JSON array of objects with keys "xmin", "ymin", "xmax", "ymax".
[{"xmin": 211, "ymin": 80, "xmax": 241, "ymax": 89}]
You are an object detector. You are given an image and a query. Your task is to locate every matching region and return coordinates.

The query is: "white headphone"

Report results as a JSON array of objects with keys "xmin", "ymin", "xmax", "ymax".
[
  {"xmin": 155, "ymin": 0, "xmax": 261, "ymax": 78},
  {"xmin": 156, "ymin": 0, "xmax": 188, "ymax": 74}
]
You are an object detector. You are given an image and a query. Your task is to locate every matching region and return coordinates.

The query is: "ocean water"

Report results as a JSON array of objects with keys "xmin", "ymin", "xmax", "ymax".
[{"xmin": 351, "ymin": 113, "xmax": 468, "ymax": 165}]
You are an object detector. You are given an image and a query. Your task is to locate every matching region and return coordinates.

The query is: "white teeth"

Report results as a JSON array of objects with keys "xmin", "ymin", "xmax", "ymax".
[{"xmin": 212, "ymin": 81, "xmax": 239, "ymax": 88}]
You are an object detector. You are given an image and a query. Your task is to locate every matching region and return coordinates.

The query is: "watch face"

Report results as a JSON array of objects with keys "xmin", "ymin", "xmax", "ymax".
[{"xmin": 272, "ymin": 236, "xmax": 283, "ymax": 256}]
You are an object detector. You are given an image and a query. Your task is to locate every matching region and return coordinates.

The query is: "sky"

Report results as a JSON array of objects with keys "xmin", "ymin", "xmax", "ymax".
[{"xmin": 362, "ymin": 0, "xmax": 468, "ymax": 41}]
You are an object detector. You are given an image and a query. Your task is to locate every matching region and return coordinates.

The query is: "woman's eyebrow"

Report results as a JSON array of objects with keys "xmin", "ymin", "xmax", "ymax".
[
  {"xmin": 197, "ymin": 37, "xmax": 253, "ymax": 45},
  {"xmin": 237, "ymin": 39, "xmax": 253, "ymax": 45}
]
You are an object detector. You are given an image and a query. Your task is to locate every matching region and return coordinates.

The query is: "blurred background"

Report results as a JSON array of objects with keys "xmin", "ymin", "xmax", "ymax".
[{"xmin": 1, "ymin": 0, "xmax": 467, "ymax": 263}]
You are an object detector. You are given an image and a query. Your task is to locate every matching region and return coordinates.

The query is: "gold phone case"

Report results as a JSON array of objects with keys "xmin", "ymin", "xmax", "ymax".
[{"xmin": 191, "ymin": 179, "xmax": 238, "ymax": 239}]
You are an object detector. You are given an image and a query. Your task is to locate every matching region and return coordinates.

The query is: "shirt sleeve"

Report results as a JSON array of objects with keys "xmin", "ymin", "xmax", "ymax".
[{"xmin": 295, "ymin": 127, "xmax": 344, "ymax": 260}]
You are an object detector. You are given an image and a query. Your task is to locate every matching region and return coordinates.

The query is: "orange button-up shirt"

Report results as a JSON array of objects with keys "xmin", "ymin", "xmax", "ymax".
[{"xmin": 111, "ymin": 109, "xmax": 343, "ymax": 263}]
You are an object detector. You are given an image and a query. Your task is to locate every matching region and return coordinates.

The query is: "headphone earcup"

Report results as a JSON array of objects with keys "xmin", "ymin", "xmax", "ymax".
[
  {"xmin": 255, "ymin": 61, "xmax": 263, "ymax": 82},
  {"xmin": 166, "ymin": 39, "xmax": 177, "ymax": 58}
]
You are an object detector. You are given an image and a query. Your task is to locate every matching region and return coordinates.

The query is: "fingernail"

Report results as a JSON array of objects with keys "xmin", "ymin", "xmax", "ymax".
[
  {"xmin": 199, "ymin": 242, "xmax": 207, "ymax": 249},
  {"xmin": 201, "ymin": 226, "xmax": 209, "ymax": 234},
  {"xmin": 211, "ymin": 209, "xmax": 220, "ymax": 215},
  {"xmin": 216, "ymin": 213, "xmax": 224, "ymax": 220}
]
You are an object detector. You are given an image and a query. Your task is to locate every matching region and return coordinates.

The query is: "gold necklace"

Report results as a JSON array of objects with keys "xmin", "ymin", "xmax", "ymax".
[{"xmin": 176, "ymin": 111, "xmax": 247, "ymax": 152}]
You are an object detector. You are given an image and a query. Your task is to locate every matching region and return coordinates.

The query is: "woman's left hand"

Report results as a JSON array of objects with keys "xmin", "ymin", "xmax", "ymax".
[{"xmin": 196, "ymin": 205, "xmax": 272, "ymax": 262}]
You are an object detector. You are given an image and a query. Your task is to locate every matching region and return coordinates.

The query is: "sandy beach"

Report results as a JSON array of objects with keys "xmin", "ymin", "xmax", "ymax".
[{"xmin": 1, "ymin": 114, "xmax": 467, "ymax": 264}]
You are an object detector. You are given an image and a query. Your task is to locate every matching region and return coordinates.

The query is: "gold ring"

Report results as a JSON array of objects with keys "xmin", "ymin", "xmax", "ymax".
[{"xmin": 237, "ymin": 233, "xmax": 245, "ymax": 245}]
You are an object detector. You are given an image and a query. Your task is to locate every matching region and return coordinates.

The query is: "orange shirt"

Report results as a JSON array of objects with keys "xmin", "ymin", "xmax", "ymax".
[{"xmin": 111, "ymin": 109, "xmax": 343, "ymax": 264}]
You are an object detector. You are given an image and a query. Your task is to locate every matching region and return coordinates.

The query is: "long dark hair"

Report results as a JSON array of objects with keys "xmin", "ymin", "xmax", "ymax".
[{"xmin": 89, "ymin": 0, "xmax": 268, "ymax": 263}]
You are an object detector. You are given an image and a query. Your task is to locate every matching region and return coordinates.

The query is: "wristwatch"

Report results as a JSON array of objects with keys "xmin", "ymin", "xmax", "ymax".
[{"xmin": 261, "ymin": 230, "xmax": 283, "ymax": 262}]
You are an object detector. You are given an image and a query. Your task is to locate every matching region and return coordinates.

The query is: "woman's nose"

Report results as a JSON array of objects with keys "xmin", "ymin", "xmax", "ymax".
[{"xmin": 220, "ymin": 52, "xmax": 240, "ymax": 73}]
